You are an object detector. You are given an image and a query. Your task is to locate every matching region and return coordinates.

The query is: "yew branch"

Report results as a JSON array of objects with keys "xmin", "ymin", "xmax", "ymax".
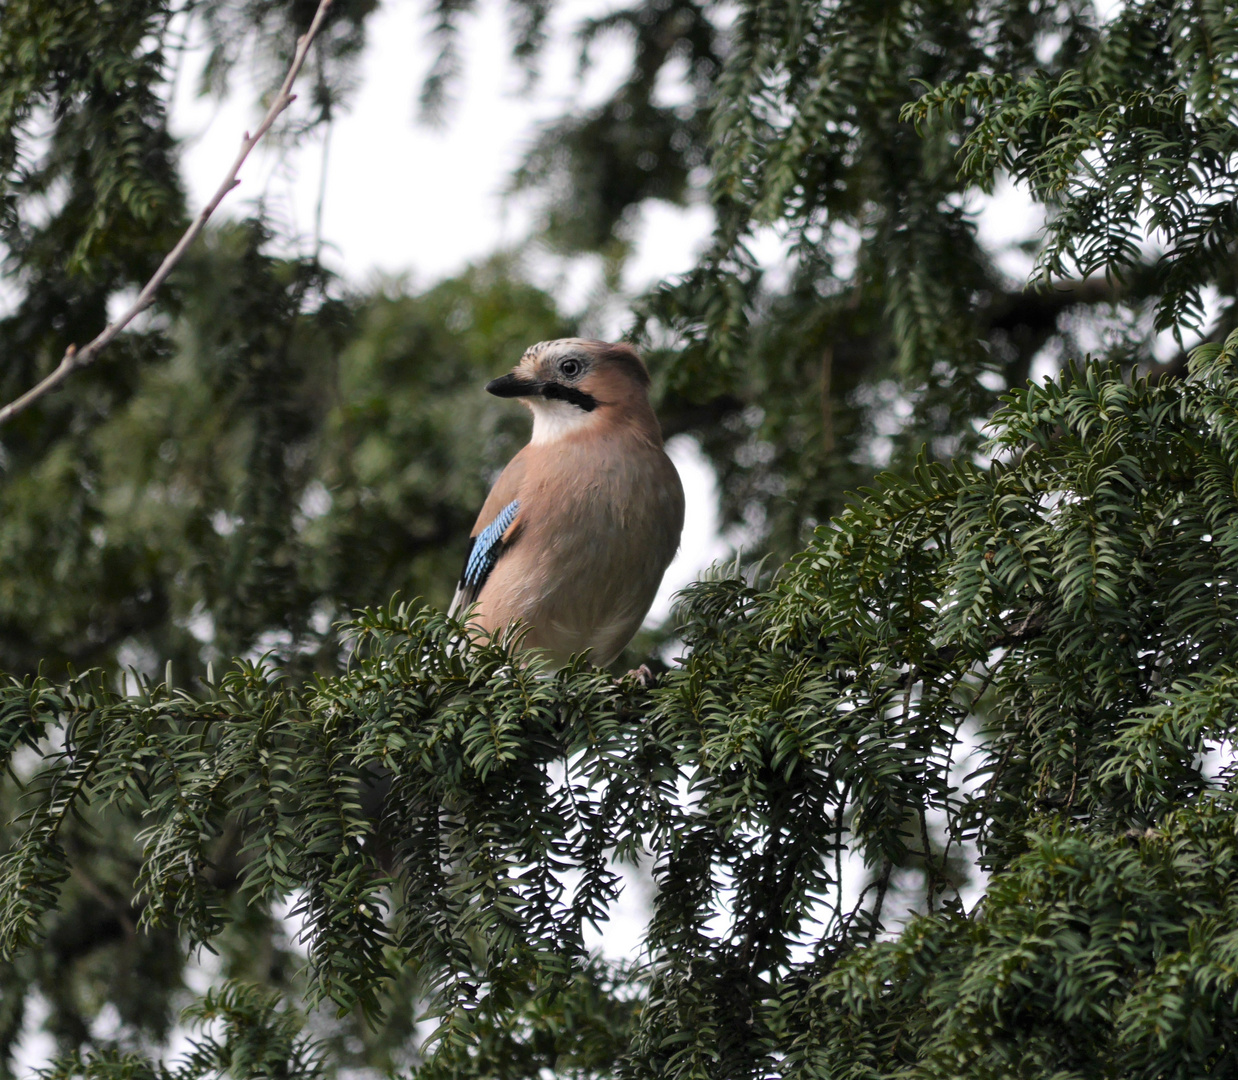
[{"xmin": 0, "ymin": 0, "xmax": 335, "ymax": 427}]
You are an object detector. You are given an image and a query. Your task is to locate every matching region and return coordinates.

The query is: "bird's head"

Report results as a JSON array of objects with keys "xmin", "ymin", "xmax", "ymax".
[{"xmin": 486, "ymin": 338, "xmax": 656, "ymax": 444}]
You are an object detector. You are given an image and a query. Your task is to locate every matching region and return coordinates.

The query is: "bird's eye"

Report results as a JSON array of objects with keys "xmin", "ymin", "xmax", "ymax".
[{"xmin": 560, "ymin": 358, "xmax": 582, "ymax": 378}]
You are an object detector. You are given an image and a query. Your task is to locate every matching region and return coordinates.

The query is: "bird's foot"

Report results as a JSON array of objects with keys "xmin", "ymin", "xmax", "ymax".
[{"xmin": 622, "ymin": 664, "xmax": 656, "ymax": 689}]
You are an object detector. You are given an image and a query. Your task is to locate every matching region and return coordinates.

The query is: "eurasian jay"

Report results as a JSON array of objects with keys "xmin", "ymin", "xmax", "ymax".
[{"xmin": 450, "ymin": 338, "xmax": 685, "ymax": 667}]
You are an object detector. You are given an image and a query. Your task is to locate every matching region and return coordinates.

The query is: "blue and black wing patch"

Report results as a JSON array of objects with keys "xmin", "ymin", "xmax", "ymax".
[{"xmin": 450, "ymin": 499, "xmax": 520, "ymax": 614}]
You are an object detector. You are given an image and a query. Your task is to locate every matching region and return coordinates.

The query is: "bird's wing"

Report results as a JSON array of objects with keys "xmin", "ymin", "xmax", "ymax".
[{"xmin": 449, "ymin": 455, "xmax": 527, "ymax": 617}]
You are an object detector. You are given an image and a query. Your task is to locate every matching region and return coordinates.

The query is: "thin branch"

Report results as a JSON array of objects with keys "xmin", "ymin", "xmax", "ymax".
[
  {"xmin": 831, "ymin": 781, "xmax": 849, "ymax": 931},
  {"xmin": 314, "ymin": 115, "xmax": 334, "ymax": 262},
  {"xmin": 0, "ymin": 0, "xmax": 336, "ymax": 428},
  {"xmin": 820, "ymin": 343, "xmax": 834, "ymax": 455},
  {"xmin": 936, "ymin": 699, "xmax": 973, "ymax": 905},
  {"xmin": 868, "ymin": 856, "xmax": 893, "ymax": 940}
]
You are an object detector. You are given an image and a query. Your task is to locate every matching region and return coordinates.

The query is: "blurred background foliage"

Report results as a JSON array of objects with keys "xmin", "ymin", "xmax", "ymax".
[{"xmin": 3, "ymin": 0, "xmax": 1238, "ymax": 1073}]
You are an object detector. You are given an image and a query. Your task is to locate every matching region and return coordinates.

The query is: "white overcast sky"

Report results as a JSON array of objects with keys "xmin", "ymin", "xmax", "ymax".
[{"xmin": 171, "ymin": 0, "xmax": 716, "ymax": 307}]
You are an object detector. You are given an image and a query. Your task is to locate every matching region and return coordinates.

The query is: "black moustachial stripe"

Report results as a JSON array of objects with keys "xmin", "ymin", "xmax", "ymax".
[{"xmin": 540, "ymin": 382, "xmax": 597, "ymax": 411}]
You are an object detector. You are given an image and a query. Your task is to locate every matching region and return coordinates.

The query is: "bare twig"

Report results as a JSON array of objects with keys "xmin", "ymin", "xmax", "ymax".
[
  {"xmin": 0, "ymin": 0, "xmax": 336, "ymax": 427},
  {"xmin": 314, "ymin": 116, "xmax": 334, "ymax": 261},
  {"xmin": 919, "ymin": 803, "xmax": 935, "ymax": 913},
  {"xmin": 868, "ymin": 856, "xmax": 893, "ymax": 940},
  {"xmin": 820, "ymin": 343, "xmax": 834, "ymax": 455},
  {"xmin": 831, "ymin": 780, "xmax": 849, "ymax": 931}
]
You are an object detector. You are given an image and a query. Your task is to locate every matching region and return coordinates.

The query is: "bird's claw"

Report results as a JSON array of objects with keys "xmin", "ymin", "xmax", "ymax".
[{"xmin": 623, "ymin": 663, "xmax": 656, "ymax": 689}]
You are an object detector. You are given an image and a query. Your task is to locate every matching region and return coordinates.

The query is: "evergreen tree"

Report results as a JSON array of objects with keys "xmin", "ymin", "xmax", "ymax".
[{"xmin": 2, "ymin": 0, "xmax": 1238, "ymax": 1076}]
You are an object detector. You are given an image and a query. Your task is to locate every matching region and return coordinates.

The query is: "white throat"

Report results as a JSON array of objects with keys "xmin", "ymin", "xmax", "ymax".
[{"xmin": 528, "ymin": 398, "xmax": 597, "ymax": 444}]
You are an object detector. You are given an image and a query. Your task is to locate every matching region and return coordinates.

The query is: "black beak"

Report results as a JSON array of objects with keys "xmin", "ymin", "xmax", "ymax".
[{"xmin": 485, "ymin": 373, "xmax": 542, "ymax": 398}]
